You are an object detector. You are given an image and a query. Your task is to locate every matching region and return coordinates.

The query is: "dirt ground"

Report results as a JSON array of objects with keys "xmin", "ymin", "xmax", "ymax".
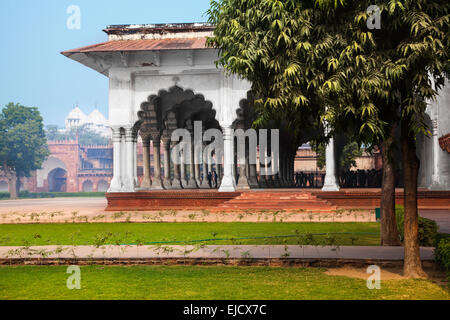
[
  {"xmin": 325, "ymin": 266, "xmax": 448, "ymax": 285},
  {"xmin": 0, "ymin": 197, "xmax": 375, "ymax": 223}
]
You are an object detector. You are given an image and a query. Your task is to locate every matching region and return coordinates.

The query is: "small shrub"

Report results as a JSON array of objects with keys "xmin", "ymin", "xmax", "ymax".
[
  {"xmin": 395, "ymin": 207, "xmax": 438, "ymax": 247},
  {"xmin": 435, "ymin": 234, "xmax": 450, "ymax": 272}
]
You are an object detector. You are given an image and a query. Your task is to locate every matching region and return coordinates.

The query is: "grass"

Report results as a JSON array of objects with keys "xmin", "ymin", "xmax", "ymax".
[
  {"xmin": 0, "ymin": 265, "xmax": 448, "ymax": 300},
  {"xmin": 0, "ymin": 222, "xmax": 380, "ymax": 246},
  {"xmin": 0, "ymin": 191, "xmax": 105, "ymax": 200}
]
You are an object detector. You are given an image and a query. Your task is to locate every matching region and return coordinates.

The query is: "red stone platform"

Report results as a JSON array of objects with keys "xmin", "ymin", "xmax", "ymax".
[
  {"xmin": 313, "ymin": 189, "xmax": 450, "ymax": 209},
  {"xmin": 105, "ymin": 189, "xmax": 450, "ymax": 211},
  {"xmin": 105, "ymin": 190, "xmax": 241, "ymax": 211}
]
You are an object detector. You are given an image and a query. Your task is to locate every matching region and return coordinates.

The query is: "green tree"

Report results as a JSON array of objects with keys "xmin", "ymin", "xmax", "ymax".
[
  {"xmin": 321, "ymin": 0, "xmax": 449, "ymax": 278},
  {"xmin": 207, "ymin": 0, "xmax": 329, "ymax": 151},
  {"xmin": 0, "ymin": 103, "xmax": 49, "ymax": 199},
  {"xmin": 313, "ymin": 139, "xmax": 363, "ymax": 173},
  {"xmin": 208, "ymin": 0, "xmax": 449, "ymax": 278}
]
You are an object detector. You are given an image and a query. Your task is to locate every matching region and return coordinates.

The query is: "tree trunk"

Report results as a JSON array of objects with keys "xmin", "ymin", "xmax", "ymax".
[
  {"xmin": 15, "ymin": 176, "xmax": 21, "ymax": 196},
  {"xmin": 7, "ymin": 171, "xmax": 18, "ymax": 200},
  {"xmin": 380, "ymin": 124, "xmax": 401, "ymax": 246},
  {"xmin": 401, "ymin": 115, "xmax": 427, "ymax": 278}
]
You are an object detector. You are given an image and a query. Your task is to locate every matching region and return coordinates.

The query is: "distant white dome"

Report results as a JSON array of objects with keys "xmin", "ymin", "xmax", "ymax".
[
  {"xmin": 65, "ymin": 107, "xmax": 87, "ymax": 129},
  {"xmin": 64, "ymin": 106, "xmax": 110, "ymax": 138},
  {"xmin": 86, "ymin": 109, "xmax": 107, "ymax": 127}
]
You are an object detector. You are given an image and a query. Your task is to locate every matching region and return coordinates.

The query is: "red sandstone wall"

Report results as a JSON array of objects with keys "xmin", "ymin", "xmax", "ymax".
[{"xmin": 47, "ymin": 142, "xmax": 80, "ymax": 192}]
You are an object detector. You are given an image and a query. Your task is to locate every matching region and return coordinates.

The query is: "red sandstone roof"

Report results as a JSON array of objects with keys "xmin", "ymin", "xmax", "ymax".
[
  {"xmin": 439, "ymin": 133, "xmax": 450, "ymax": 153},
  {"xmin": 62, "ymin": 38, "xmax": 208, "ymax": 54}
]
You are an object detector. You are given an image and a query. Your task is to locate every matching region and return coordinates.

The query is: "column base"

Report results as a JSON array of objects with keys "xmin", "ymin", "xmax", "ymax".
[
  {"xmin": 163, "ymin": 178, "xmax": 172, "ymax": 189},
  {"xmin": 121, "ymin": 177, "xmax": 135, "ymax": 192},
  {"xmin": 219, "ymin": 176, "xmax": 236, "ymax": 192},
  {"xmin": 248, "ymin": 176, "xmax": 259, "ymax": 189},
  {"xmin": 108, "ymin": 178, "xmax": 122, "ymax": 193},
  {"xmin": 151, "ymin": 178, "xmax": 164, "ymax": 190},
  {"xmin": 321, "ymin": 176, "xmax": 340, "ymax": 191},
  {"xmin": 171, "ymin": 179, "xmax": 183, "ymax": 189},
  {"xmin": 186, "ymin": 179, "xmax": 199, "ymax": 189},
  {"xmin": 140, "ymin": 177, "xmax": 152, "ymax": 189},
  {"xmin": 237, "ymin": 176, "xmax": 250, "ymax": 190}
]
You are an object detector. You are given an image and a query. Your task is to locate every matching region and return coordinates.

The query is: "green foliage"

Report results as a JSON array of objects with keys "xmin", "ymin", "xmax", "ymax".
[
  {"xmin": 395, "ymin": 207, "xmax": 438, "ymax": 247},
  {"xmin": 435, "ymin": 234, "xmax": 450, "ymax": 274},
  {"xmin": 208, "ymin": 0, "xmax": 450, "ymax": 147},
  {"xmin": 0, "ymin": 103, "xmax": 49, "ymax": 179},
  {"xmin": 207, "ymin": 0, "xmax": 330, "ymax": 149},
  {"xmin": 312, "ymin": 140, "xmax": 363, "ymax": 171},
  {"xmin": 320, "ymin": 0, "xmax": 450, "ymax": 142},
  {"xmin": 45, "ymin": 124, "xmax": 110, "ymax": 145},
  {"xmin": 340, "ymin": 141, "xmax": 363, "ymax": 171}
]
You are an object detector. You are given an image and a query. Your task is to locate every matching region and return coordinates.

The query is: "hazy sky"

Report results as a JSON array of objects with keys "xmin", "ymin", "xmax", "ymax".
[{"xmin": 0, "ymin": 0, "xmax": 210, "ymax": 126}]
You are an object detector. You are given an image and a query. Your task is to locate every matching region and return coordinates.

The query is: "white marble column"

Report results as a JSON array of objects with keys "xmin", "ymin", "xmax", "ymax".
[
  {"xmin": 322, "ymin": 136, "xmax": 340, "ymax": 191},
  {"xmin": 171, "ymin": 142, "xmax": 183, "ymax": 189},
  {"xmin": 140, "ymin": 137, "xmax": 152, "ymax": 189},
  {"xmin": 219, "ymin": 126, "xmax": 237, "ymax": 192},
  {"xmin": 122, "ymin": 127, "xmax": 135, "ymax": 192},
  {"xmin": 186, "ymin": 137, "xmax": 199, "ymax": 188},
  {"xmin": 132, "ymin": 135, "xmax": 138, "ymax": 187},
  {"xmin": 108, "ymin": 127, "xmax": 123, "ymax": 192},
  {"xmin": 200, "ymin": 143, "xmax": 211, "ymax": 189},
  {"xmin": 151, "ymin": 138, "xmax": 164, "ymax": 189},
  {"xmin": 237, "ymin": 153, "xmax": 250, "ymax": 190},
  {"xmin": 180, "ymin": 150, "xmax": 188, "ymax": 188},
  {"xmin": 430, "ymin": 119, "xmax": 441, "ymax": 189},
  {"xmin": 162, "ymin": 138, "xmax": 172, "ymax": 189}
]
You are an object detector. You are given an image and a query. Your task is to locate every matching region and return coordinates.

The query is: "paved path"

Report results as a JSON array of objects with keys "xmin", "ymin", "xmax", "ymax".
[{"xmin": 0, "ymin": 245, "xmax": 434, "ymax": 260}]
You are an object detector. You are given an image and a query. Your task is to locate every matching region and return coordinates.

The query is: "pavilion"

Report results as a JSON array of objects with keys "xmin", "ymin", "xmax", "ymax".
[{"xmin": 62, "ymin": 23, "xmax": 450, "ymax": 210}]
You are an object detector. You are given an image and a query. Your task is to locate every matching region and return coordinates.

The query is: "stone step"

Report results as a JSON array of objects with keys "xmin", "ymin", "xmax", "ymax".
[
  {"xmin": 222, "ymin": 201, "xmax": 334, "ymax": 207},
  {"xmin": 215, "ymin": 191, "xmax": 337, "ymax": 213}
]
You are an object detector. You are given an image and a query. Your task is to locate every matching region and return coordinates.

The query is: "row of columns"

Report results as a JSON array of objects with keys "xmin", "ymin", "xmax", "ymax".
[
  {"xmin": 139, "ymin": 135, "xmax": 225, "ymax": 191},
  {"xmin": 108, "ymin": 125, "xmax": 340, "ymax": 192}
]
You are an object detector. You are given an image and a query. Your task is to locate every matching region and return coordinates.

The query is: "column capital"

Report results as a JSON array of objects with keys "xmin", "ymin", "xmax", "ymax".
[
  {"xmin": 152, "ymin": 137, "xmax": 161, "ymax": 147},
  {"xmin": 111, "ymin": 127, "xmax": 122, "ymax": 142},
  {"xmin": 221, "ymin": 125, "xmax": 234, "ymax": 138}
]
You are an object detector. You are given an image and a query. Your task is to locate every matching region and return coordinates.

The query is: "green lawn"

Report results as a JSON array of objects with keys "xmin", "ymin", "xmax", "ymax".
[
  {"xmin": 0, "ymin": 222, "xmax": 380, "ymax": 246},
  {"xmin": 0, "ymin": 265, "xmax": 447, "ymax": 300}
]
